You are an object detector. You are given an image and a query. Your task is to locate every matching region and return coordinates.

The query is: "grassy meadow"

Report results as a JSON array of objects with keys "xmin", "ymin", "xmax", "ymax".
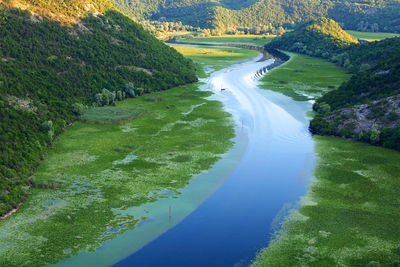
[
  {"xmin": 253, "ymin": 136, "xmax": 400, "ymax": 266},
  {"xmin": 182, "ymin": 34, "xmax": 275, "ymax": 46},
  {"xmin": 171, "ymin": 45, "xmax": 259, "ymax": 77},
  {"xmin": 346, "ymin": 30, "xmax": 400, "ymax": 41},
  {"xmin": 0, "ymin": 45, "xmax": 264, "ymax": 266},
  {"xmin": 80, "ymin": 106, "xmax": 144, "ymax": 124},
  {"xmin": 260, "ymin": 53, "xmax": 351, "ymax": 101}
]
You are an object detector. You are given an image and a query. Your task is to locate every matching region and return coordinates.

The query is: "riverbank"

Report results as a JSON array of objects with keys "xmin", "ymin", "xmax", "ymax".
[
  {"xmin": 259, "ymin": 52, "xmax": 351, "ymax": 102},
  {"xmin": 181, "ymin": 35, "xmax": 275, "ymax": 46},
  {"xmin": 253, "ymin": 53, "xmax": 400, "ymax": 266},
  {"xmin": 253, "ymin": 136, "xmax": 400, "ymax": 266},
  {"xmin": 0, "ymin": 45, "xmax": 257, "ymax": 266}
]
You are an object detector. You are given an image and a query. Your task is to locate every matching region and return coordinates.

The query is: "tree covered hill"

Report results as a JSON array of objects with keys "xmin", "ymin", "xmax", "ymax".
[
  {"xmin": 265, "ymin": 18, "xmax": 400, "ymax": 72},
  {"xmin": 0, "ymin": 3, "xmax": 197, "ymax": 217},
  {"xmin": 310, "ymin": 54, "xmax": 400, "ymax": 151},
  {"xmin": 112, "ymin": 0, "xmax": 400, "ymax": 33},
  {"xmin": 1, "ymin": 0, "xmax": 114, "ymax": 24},
  {"xmin": 265, "ymin": 18, "xmax": 359, "ymax": 59}
]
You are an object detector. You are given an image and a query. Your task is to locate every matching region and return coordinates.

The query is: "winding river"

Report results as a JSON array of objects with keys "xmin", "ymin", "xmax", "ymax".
[{"xmin": 56, "ymin": 50, "xmax": 315, "ymax": 266}]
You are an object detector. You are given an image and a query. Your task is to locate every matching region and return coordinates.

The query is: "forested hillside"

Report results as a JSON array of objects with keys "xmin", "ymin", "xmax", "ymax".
[
  {"xmin": 310, "ymin": 54, "xmax": 400, "ymax": 151},
  {"xmin": 0, "ymin": 4, "xmax": 197, "ymax": 217},
  {"xmin": 265, "ymin": 18, "xmax": 359, "ymax": 61},
  {"xmin": 266, "ymin": 18, "xmax": 400, "ymax": 72},
  {"xmin": 112, "ymin": 0, "xmax": 400, "ymax": 33}
]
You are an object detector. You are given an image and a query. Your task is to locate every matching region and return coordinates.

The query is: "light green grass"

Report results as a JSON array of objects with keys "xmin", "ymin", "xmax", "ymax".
[
  {"xmin": 80, "ymin": 106, "xmax": 143, "ymax": 124},
  {"xmin": 260, "ymin": 53, "xmax": 351, "ymax": 101},
  {"xmin": 253, "ymin": 136, "xmax": 400, "ymax": 266},
  {"xmin": 182, "ymin": 34, "xmax": 275, "ymax": 46},
  {"xmin": 172, "ymin": 44, "xmax": 259, "ymax": 77},
  {"xmin": 346, "ymin": 30, "xmax": 400, "ymax": 41},
  {"xmin": 0, "ymin": 83, "xmax": 235, "ymax": 266}
]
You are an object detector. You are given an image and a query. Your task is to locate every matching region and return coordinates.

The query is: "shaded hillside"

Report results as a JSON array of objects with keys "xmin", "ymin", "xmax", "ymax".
[
  {"xmin": 112, "ymin": 0, "xmax": 400, "ymax": 33},
  {"xmin": 310, "ymin": 54, "xmax": 400, "ymax": 151},
  {"xmin": 0, "ymin": 5, "xmax": 196, "ymax": 216}
]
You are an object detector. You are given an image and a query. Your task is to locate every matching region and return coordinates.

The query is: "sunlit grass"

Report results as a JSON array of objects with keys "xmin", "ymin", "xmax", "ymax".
[
  {"xmin": 346, "ymin": 30, "xmax": 400, "ymax": 41},
  {"xmin": 253, "ymin": 136, "xmax": 400, "ymax": 266},
  {"xmin": 260, "ymin": 53, "xmax": 351, "ymax": 101},
  {"xmin": 182, "ymin": 34, "xmax": 275, "ymax": 46},
  {"xmin": 171, "ymin": 44, "xmax": 259, "ymax": 77}
]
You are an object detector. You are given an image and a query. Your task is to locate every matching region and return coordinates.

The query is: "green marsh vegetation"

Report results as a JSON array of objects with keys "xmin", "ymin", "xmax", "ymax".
[
  {"xmin": 260, "ymin": 53, "xmax": 351, "ymax": 101},
  {"xmin": 0, "ymin": 43, "xmax": 257, "ymax": 266},
  {"xmin": 79, "ymin": 107, "xmax": 144, "ymax": 124},
  {"xmin": 253, "ymin": 136, "xmax": 400, "ymax": 266},
  {"xmin": 0, "ymin": 84, "xmax": 235, "ymax": 266},
  {"xmin": 171, "ymin": 45, "xmax": 259, "ymax": 77},
  {"xmin": 182, "ymin": 35, "xmax": 275, "ymax": 46},
  {"xmin": 346, "ymin": 30, "xmax": 400, "ymax": 41}
]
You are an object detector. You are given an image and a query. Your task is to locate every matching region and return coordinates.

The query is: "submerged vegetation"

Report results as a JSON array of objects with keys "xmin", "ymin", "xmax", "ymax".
[
  {"xmin": 171, "ymin": 45, "xmax": 259, "ymax": 77},
  {"xmin": 253, "ymin": 136, "xmax": 400, "ymax": 266},
  {"xmin": 259, "ymin": 53, "xmax": 351, "ymax": 101},
  {"xmin": 0, "ymin": 43, "xmax": 255, "ymax": 265},
  {"xmin": 0, "ymin": 84, "xmax": 235, "ymax": 266}
]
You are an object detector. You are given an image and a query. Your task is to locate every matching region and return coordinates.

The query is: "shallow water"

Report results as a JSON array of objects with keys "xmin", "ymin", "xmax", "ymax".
[
  {"xmin": 55, "ymin": 52, "xmax": 314, "ymax": 267},
  {"xmin": 113, "ymin": 55, "xmax": 315, "ymax": 266}
]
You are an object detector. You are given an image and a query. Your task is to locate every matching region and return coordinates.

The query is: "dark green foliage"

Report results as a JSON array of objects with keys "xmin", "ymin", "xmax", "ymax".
[
  {"xmin": 0, "ymin": 7, "xmax": 196, "ymax": 216},
  {"xmin": 266, "ymin": 18, "xmax": 400, "ymax": 72},
  {"xmin": 265, "ymin": 18, "xmax": 358, "ymax": 58},
  {"xmin": 315, "ymin": 55, "xmax": 400, "ymax": 111},
  {"xmin": 112, "ymin": 0, "xmax": 400, "ymax": 33},
  {"xmin": 310, "ymin": 54, "xmax": 400, "ymax": 151}
]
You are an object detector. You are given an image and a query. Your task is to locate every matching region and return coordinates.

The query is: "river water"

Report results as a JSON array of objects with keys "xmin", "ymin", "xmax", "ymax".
[{"xmin": 56, "ymin": 52, "xmax": 315, "ymax": 266}]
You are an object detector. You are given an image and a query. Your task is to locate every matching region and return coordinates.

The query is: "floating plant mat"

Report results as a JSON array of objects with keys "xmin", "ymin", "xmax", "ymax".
[{"xmin": 80, "ymin": 106, "xmax": 144, "ymax": 124}]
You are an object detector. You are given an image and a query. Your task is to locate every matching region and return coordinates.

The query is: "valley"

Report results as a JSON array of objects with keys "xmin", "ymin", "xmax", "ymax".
[{"xmin": 1, "ymin": 0, "xmax": 400, "ymax": 266}]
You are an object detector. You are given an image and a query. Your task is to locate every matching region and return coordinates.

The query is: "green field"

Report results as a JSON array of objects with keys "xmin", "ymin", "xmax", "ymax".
[
  {"xmin": 346, "ymin": 30, "xmax": 400, "ymax": 41},
  {"xmin": 253, "ymin": 136, "xmax": 400, "ymax": 266},
  {"xmin": 171, "ymin": 44, "xmax": 259, "ymax": 77},
  {"xmin": 260, "ymin": 53, "xmax": 351, "ymax": 101},
  {"xmin": 80, "ymin": 106, "xmax": 144, "ymax": 124},
  {"xmin": 181, "ymin": 35, "xmax": 275, "ymax": 46}
]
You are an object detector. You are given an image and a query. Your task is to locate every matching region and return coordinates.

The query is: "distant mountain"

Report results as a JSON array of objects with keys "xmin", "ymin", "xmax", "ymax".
[
  {"xmin": 112, "ymin": 0, "xmax": 400, "ymax": 33},
  {"xmin": 0, "ymin": 1, "xmax": 197, "ymax": 216}
]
